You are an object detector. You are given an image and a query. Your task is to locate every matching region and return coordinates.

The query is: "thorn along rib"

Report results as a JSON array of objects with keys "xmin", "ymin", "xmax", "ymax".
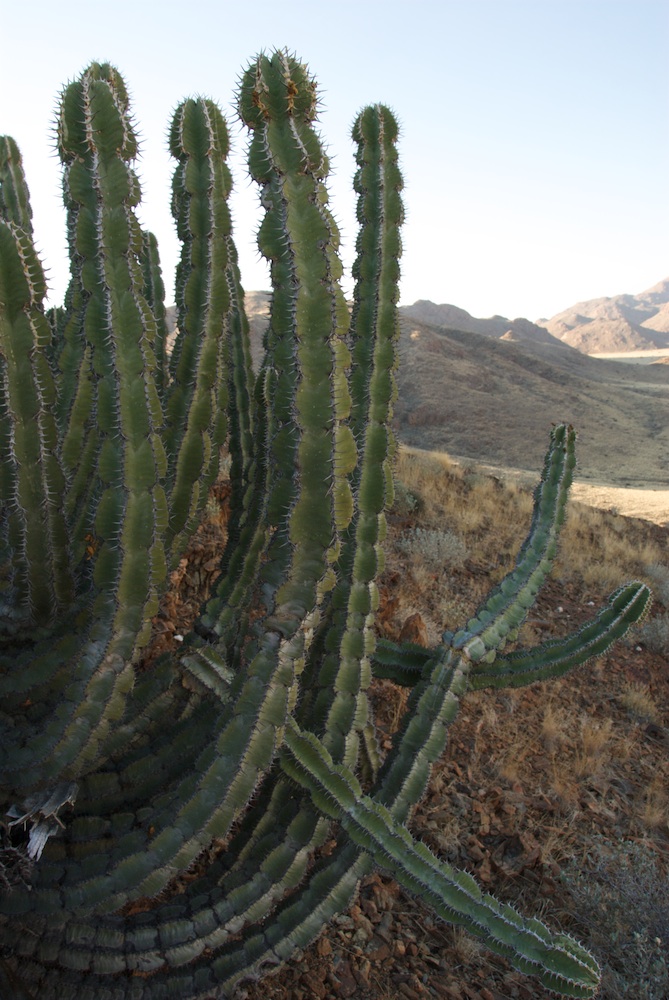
[{"xmin": 0, "ymin": 50, "xmax": 649, "ymax": 1000}]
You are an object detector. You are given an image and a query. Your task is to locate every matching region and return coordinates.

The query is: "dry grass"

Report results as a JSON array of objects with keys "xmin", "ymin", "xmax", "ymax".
[
  {"xmin": 397, "ymin": 446, "xmax": 666, "ymax": 579},
  {"xmin": 555, "ymin": 504, "xmax": 663, "ymax": 590},
  {"xmin": 574, "ymin": 715, "xmax": 614, "ymax": 778},
  {"xmin": 559, "ymin": 837, "xmax": 669, "ymax": 1000},
  {"xmin": 391, "ymin": 444, "xmax": 666, "ymax": 614},
  {"xmin": 637, "ymin": 613, "xmax": 669, "ymax": 655},
  {"xmin": 643, "ymin": 778, "xmax": 669, "ymax": 833},
  {"xmin": 393, "ymin": 446, "xmax": 532, "ymax": 574},
  {"xmin": 395, "ymin": 526, "xmax": 467, "ymax": 570},
  {"xmin": 643, "ymin": 562, "xmax": 669, "ymax": 605},
  {"xmin": 619, "ymin": 682, "xmax": 661, "ymax": 724},
  {"xmin": 540, "ymin": 700, "xmax": 570, "ymax": 752}
]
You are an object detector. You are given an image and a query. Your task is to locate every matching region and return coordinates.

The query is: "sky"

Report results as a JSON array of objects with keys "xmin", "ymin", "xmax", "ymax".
[{"xmin": 2, "ymin": 0, "xmax": 667, "ymax": 321}]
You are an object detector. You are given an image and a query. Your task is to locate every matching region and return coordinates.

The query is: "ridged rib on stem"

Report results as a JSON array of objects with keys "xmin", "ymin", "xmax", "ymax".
[
  {"xmin": 56, "ymin": 62, "xmax": 167, "ymax": 646},
  {"xmin": 282, "ymin": 717, "xmax": 600, "ymax": 998},
  {"xmin": 0, "ymin": 63, "xmax": 168, "ymax": 791},
  {"xmin": 140, "ymin": 229, "xmax": 169, "ymax": 404},
  {"xmin": 236, "ymin": 51, "xmax": 352, "ymax": 629},
  {"xmin": 0, "ymin": 136, "xmax": 33, "ymax": 233}
]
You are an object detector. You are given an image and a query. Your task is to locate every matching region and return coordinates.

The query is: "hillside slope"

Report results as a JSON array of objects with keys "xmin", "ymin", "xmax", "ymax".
[{"xmin": 394, "ymin": 318, "xmax": 669, "ymax": 486}]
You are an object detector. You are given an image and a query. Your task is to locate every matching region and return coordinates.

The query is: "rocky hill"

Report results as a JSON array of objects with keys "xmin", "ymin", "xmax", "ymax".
[
  {"xmin": 542, "ymin": 277, "xmax": 669, "ymax": 353},
  {"xmin": 399, "ymin": 301, "xmax": 560, "ymax": 347}
]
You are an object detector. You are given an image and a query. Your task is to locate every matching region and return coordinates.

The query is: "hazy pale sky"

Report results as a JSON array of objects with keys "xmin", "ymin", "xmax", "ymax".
[{"xmin": 2, "ymin": 0, "xmax": 667, "ymax": 320}]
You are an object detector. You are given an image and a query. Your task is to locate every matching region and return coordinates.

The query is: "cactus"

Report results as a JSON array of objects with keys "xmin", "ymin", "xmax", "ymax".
[{"xmin": 0, "ymin": 50, "xmax": 651, "ymax": 1000}]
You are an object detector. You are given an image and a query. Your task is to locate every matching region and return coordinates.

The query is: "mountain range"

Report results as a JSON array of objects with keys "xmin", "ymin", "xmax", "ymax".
[{"xmin": 403, "ymin": 277, "xmax": 669, "ymax": 355}]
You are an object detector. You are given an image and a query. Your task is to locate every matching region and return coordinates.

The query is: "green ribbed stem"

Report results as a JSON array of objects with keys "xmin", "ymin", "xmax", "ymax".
[
  {"xmin": 371, "ymin": 637, "xmax": 431, "ymax": 684},
  {"xmin": 0, "ymin": 136, "xmax": 33, "ymax": 232},
  {"xmin": 193, "ymin": 248, "xmax": 260, "ymax": 660},
  {"xmin": 0, "ymin": 222, "xmax": 73, "ymax": 626},
  {"xmin": 305, "ymin": 104, "xmax": 403, "ymax": 777},
  {"xmin": 470, "ymin": 580, "xmax": 652, "ymax": 689},
  {"xmin": 282, "ymin": 719, "xmax": 600, "ymax": 998},
  {"xmin": 56, "ymin": 62, "xmax": 167, "ymax": 655},
  {"xmin": 452, "ymin": 423, "xmax": 576, "ymax": 662},
  {"xmin": 164, "ymin": 98, "xmax": 232, "ymax": 566},
  {"xmin": 140, "ymin": 230, "xmax": 169, "ymax": 404},
  {"xmin": 236, "ymin": 51, "xmax": 351, "ymax": 630},
  {"xmin": 221, "ymin": 247, "xmax": 256, "ymax": 545},
  {"xmin": 0, "ymin": 65, "xmax": 168, "ymax": 790}
]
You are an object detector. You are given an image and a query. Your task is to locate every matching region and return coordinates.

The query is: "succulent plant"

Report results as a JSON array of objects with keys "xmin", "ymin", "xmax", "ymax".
[{"xmin": 0, "ymin": 50, "xmax": 651, "ymax": 999}]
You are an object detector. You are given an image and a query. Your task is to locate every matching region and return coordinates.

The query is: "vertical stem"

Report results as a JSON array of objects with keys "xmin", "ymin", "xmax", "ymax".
[
  {"xmin": 164, "ymin": 98, "xmax": 233, "ymax": 566},
  {"xmin": 56, "ymin": 62, "xmax": 166, "ymax": 657},
  {"xmin": 0, "ymin": 222, "xmax": 73, "ymax": 624}
]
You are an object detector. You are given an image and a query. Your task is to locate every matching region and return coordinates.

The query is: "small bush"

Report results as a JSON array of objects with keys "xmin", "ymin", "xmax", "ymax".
[
  {"xmin": 396, "ymin": 526, "xmax": 467, "ymax": 570},
  {"xmin": 560, "ymin": 837, "xmax": 669, "ymax": 999},
  {"xmin": 618, "ymin": 682, "xmax": 660, "ymax": 724},
  {"xmin": 643, "ymin": 563, "xmax": 669, "ymax": 606},
  {"xmin": 637, "ymin": 613, "xmax": 669, "ymax": 655},
  {"xmin": 391, "ymin": 479, "xmax": 421, "ymax": 518}
]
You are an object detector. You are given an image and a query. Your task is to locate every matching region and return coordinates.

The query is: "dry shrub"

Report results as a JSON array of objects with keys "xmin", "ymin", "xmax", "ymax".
[
  {"xmin": 618, "ymin": 682, "xmax": 660, "ymax": 724},
  {"xmin": 642, "ymin": 777, "xmax": 669, "ymax": 833},
  {"xmin": 560, "ymin": 837, "xmax": 669, "ymax": 1000},
  {"xmin": 394, "ymin": 444, "xmax": 668, "ymax": 602},
  {"xmin": 574, "ymin": 716, "xmax": 614, "ymax": 779},
  {"xmin": 547, "ymin": 764, "xmax": 581, "ymax": 818},
  {"xmin": 449, "ymin": 926, "xmax": 483, "ymax": 967},
  {"xmin": 541, "ymin": 701, "xmax": 570, "ymax": 752},
  {"xmin": 394, "ymin": 447, "xmax": 459, "ymax": 518},
  {"xmin": 643, "ymin": 562, "xmax": 669, "ymax": 606},
  {"xmin": 394, "ymin": 446, "xmax": 532, "ymax": 561},
  {"xmin": 636, "ymin": 613, "xmax": 669, "ymax": 655},
  {"xmin": 396, "ymin": 526, "xmax": 467, "ymax": 570},
  {"xmin": 390, "ymin": 479, "xmax": 420, "ymax": 518}
]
